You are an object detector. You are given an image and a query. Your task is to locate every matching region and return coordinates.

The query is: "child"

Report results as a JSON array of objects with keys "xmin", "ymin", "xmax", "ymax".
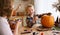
[
  {"xmin": 26, "ymin": 4, "xmax": 35, "ymax": 28},
  {"xmin": 0, "ymin": 11, "xmax": 13, "ymax": 35}
]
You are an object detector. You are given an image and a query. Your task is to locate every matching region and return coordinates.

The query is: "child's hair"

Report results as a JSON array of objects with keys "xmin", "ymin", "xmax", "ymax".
[
  {"xmin": 0, "ymin": 10, "xmax": 7, "ymax": 17},
  {"xmin": 25, "ymin": 4, "xmax": 34, "ymax": 13},
  {"xmin": 26, "ymin": 4, "xmax": 34, "ymax": 8}
]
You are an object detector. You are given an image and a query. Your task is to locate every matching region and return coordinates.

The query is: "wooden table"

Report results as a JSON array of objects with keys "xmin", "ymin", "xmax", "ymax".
[{"xmin": 17, "ymin": 24, "xmax": 60, "ymax": 35}]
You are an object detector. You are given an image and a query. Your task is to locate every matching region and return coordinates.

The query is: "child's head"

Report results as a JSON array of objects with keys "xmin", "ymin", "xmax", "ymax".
[{"xmin": 26, "ymin": 4, "xmax": 34, "ymax": 15}]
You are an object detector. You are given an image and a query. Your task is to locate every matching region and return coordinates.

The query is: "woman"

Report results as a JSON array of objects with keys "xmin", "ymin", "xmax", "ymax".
[
  {"xmin": 26, "ymin": 4, "xmax": 35, "ymax": 28},
  {"xmin": 0, "ymin": 11, "xmax": 13, "ymax": 35}
]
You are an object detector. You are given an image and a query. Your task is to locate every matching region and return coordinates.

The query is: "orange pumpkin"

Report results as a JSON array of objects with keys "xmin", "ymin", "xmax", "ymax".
[{"xmin": 41, "ymin": 15, "xmax": 54, "ymax": 28}]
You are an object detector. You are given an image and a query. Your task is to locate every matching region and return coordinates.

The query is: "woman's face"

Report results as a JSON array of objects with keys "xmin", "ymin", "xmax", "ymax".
[{"xmin": 27, "ymin": 7, "xmax": 34, "ymax": 15}]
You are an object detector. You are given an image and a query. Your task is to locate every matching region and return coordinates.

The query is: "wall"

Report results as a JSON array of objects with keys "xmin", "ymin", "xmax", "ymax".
[
  {"xmin": 58, "ymin": 0, "xmax": 60, "ymax": 3},
  {"xmin": 13, "ymin": 0, "xmax": 34, "ymax": 12},
  {"xmin": 34, "ymin": 0, "xmax": 60, "ymax": 21}
]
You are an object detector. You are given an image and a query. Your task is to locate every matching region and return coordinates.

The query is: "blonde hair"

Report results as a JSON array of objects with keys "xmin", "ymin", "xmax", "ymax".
[{"xmin": 25, "ymin": 4, "xmax": 34, "ymax": 14}]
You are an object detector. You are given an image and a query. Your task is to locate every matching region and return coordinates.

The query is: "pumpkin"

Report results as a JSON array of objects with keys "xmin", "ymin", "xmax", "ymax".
[{"xmin": 41, "ymin": 15, "xmax": 54, "ymax": 28}]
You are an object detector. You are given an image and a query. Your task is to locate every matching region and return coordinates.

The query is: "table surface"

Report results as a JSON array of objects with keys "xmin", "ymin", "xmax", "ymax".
[{"xmin": 18, "ymin": 24, "xmax": 60, "ymax": 35}]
